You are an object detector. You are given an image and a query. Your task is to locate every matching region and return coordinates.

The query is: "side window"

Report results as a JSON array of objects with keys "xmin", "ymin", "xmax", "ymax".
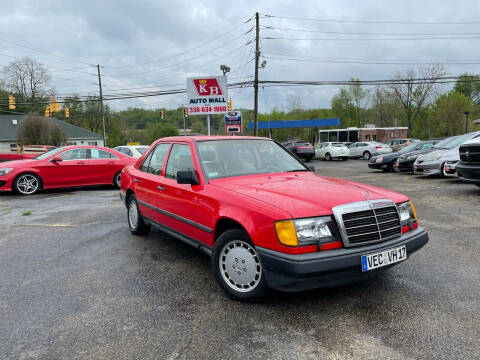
[
  {"xmin": 91, "ymin": 149, "xmax": 116, "ymax": 159},
  {"xmin": 165, "ymin": 144, "xmax": 194, "ymax": 180},
  {"xmin": 140, "ymin": 151, "xmax": 154, "ymax": 172},
  {"xmin": 365, "ymin": 135, "xmax": 370, "ymax": 141},
  {"xmin": 59, "ymin": 148, "xmax": 89, "ymax": 160},
  {"xmin": 147, "ymin": 143, "xmax": 170, "ymax": 175},
  {"xmin": 125, "ymin": 148, "xmax": 133, "ymax": 157}
]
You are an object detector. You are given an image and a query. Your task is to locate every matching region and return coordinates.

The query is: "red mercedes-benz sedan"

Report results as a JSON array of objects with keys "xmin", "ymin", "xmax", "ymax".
[
  {"xmin": 120, "ymin": 136, "xmax": 428, "ymax": 301},
  {"xmin": 0, "ymin": 145, "xmax": 136, "ymax": 195}
]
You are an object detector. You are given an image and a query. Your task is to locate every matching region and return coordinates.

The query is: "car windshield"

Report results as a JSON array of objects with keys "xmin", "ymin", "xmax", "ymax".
[
  {"xmin": 444, "ymin": 133, "xmax": 479, "ymax": 149},
  {"xmin": 197, "ymin": 139, "xmax": 308, "ymax": 180},
  {"xmin": 35, "ymin": 147, "xmax": 64, "ymax": 160},
  {"xmin": 398, "ymin": 141, "xmax": 420, "ymax": 153},
  {"xmin": 432, "ymin": 136, "xmax": 459, "ymax": 149},
  {"xmin": 135, "ymin": 146, "xmax": 148, "ymax": 154}
]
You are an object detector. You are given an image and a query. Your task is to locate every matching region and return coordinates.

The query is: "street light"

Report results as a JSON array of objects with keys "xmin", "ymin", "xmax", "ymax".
[
  {"xmin": 220, "ymin": 65, "xmax": 230, "ymax": 76},
  {"xmin": 464, "ymin": 111, "xmax": 470, "ymax": 134}
]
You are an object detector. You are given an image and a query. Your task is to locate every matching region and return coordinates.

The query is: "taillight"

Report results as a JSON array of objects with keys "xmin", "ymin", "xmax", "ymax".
[
  {"xmin": 375, "ymin": 146, "xmax": 383, "ymax": 149},
  {"xmin": 296, "ymin": 146, "xmax": 313, "ymax": 150}
]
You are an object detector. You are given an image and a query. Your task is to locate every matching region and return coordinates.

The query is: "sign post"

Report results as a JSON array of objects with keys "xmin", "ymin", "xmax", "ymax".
[
  {"xmin": 224, "ymin": 111, "xmax": 242, "ymax": 134},
  {"xmin": 187, "ymin": 76, "xmax": 228, "ymax": 135}
]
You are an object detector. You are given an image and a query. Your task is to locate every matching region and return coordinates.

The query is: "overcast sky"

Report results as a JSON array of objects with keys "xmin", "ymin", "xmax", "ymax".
[{"xmin": 1, "ymin": 0, "xmax": 479, "ymax": 112}]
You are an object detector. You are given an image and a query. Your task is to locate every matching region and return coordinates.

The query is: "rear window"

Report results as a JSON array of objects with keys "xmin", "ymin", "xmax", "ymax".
[{"xmin": 295, "ymin": 142, "xmax": 312, "ymax": 146}]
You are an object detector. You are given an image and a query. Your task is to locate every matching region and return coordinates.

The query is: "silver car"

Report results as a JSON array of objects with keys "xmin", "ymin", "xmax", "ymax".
[
  {"xmin": 414, "ymin": 132, "xmax": 480, "ymax": 176},
  {"xmin": 348, "ymin": 142, "xmax": 392, "ymax": 160},
  {"xmin": 314, "ymin": 142, "xmax": 350, "ymax": 160}
]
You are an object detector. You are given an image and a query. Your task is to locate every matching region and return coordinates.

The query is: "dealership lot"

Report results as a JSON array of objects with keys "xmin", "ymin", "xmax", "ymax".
[{"xmin": 0, "ymin": 160, "xmax": 479, "ymax": 359}]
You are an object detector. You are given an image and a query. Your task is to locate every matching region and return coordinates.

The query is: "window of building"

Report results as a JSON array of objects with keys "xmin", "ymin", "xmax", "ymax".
[{"xmin": 372, "ymin": 135, "xmax": 377, "ymax": 141}]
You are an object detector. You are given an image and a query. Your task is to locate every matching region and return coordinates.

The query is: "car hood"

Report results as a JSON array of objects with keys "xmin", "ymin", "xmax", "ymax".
[
  {"xmin": 211, "ymin": 172, "xmax": 408, "ymax": 218},
  {"xmin": 0, "ymin": 158, "xmax": 43, "ymax": 168},
  {"xmin": 370, "ymin": 152, "xmax": 402, "ymax": 163},
  {"xmin": 417, "ymin": 147, "xmax": 459, "ymax": 162}
]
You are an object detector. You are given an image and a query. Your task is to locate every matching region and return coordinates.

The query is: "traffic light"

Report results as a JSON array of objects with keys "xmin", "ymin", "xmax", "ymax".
[
  {"xmin": 160, "ymin": 110, "xmax": 164, "ymax": 120},
  {"xmin": 8, "ymin": 95, "xmax": 16, "ymax": 110},
  {"xmin": 227, "ymin": 99, "xmax": 232, "ymax": 111},
  {"xmin": 65, "ymin": 107, "xmax": 70, "ymax": 118},
  {"xmin": 45, "ymin": 105, "xmax": 50, "ymax": 117},
  {"xmin": 183, "ymin": 108, "xmax": 188, "ymax": 117}
]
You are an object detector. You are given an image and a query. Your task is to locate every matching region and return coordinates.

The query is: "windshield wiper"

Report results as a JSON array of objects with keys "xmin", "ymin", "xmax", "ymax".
[{"xmin": 286, "ymin": 169, "xmax": 309, "ymax": 172}]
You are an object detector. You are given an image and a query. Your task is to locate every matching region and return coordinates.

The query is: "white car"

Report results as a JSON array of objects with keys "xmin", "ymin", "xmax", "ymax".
[
  {"xmin": 113, "ymin": 145, "xmax": 148, "ymax": 159},
  {"xmin": 314, "ymin": 142, "xmax": 350, "ymax": 161},
  {"xmin": 348, "ymin": 142, "xmax": 392, "ymax": 160}
]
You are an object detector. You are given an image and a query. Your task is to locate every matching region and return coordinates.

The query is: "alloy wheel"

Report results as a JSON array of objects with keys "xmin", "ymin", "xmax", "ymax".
[
  {"xmin": 16, "ymin": 175, "xmax": 39, "ymax": 195},
  {"xmin": 219, "ymin": 240, "xmax": 262, "ymax": 293},
  {"xmin": 128, "ymin": 199, "xmax": 139, "ymax": 229}
]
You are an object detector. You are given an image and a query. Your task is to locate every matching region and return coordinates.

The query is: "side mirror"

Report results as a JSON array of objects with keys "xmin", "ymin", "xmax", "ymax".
[
  {"xmin": 307, "ymin": 165, "xmax": 315, "ymax": 172},
  {"xmin": 177, "ymin": 170, "xmax": 200, "ymax": 185},
  {"xmin": 50, "ymin": 157, "xmax": 63, "ymax": 163}
]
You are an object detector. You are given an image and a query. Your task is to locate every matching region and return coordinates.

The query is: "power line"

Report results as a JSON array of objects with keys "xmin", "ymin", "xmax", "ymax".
[
  {"xmin": 262, "ymin": 55, "xmax": 480, "ymax": 66},
  {"xmin": 0, "ymin": 37, "xmax": 95, "ymax": 66},
  {"xmin": 263, "ymin": 35, "xmax": 480, "ymax": 41},
  {"xmin": 102, "ymin": 17, "xmax": 254, "ymax": 69},
  {"xmin": 261, "ymin": 13, "xmax": 480, "ymax": 25},
  {"xmin": 262, "ymin": 26, "xmax": 480, "ymax": 36}
]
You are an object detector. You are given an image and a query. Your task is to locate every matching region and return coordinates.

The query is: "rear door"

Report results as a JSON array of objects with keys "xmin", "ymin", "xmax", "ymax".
[
  {"xmin": 132, "ymin": 143, "xmax": 171, "ymax": 224},
  {"xmin": 87, "ymin": 148, "xmax": 121, "ymax": 185}
]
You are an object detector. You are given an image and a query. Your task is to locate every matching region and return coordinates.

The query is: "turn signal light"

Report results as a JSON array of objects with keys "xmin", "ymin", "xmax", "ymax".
[{"xmin": 274, "ymin": 220, "xmax": 298, "ymax": 246}]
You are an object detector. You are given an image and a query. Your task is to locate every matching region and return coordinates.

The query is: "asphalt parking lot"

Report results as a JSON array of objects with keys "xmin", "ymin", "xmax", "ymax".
[{"xmin": 1, "ymin": 159, "xmax": 479, "ymax": 360}]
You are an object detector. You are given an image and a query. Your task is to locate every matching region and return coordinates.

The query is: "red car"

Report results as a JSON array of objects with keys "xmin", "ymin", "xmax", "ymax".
[
  {"xmin": 0, "ymin": 145, "xmax": 136, "ymax": 195},
  {"xmin": 120, "ymin": 136, "xmax": 428, "ymax": 301}
]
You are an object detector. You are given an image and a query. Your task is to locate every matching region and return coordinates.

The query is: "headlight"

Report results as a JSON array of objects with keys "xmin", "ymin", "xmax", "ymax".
[
  {"xmin": 397, "ymin": 201, "xmax": 418, "ymax": 232},
  {"xmin": 0, "ymin": 168, "xmax": 13, "ymax": 176},
  {"xmin": 407, "ymin": 154, "xmax": 420, "ymax": 160},
  {"xmin": 376, "ymin": 156, "xmax": 384, "ymax": 163},
  {"xmin": 275, "ymin": 216, "xmax": 334, "ymax": 246}
]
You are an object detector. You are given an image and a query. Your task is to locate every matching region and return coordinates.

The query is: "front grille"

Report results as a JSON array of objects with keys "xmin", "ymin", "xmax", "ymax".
[
  {"xmin": 334, "ymin": 200, "xmax": 401, "ymax": 247},
  {"xmin": 459, "ymin": 144, "xmax": 480, "ymax": 163}
]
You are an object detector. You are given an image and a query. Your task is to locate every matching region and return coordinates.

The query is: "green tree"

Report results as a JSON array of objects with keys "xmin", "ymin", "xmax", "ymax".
[
  {"xmin": 331, "ymin": 88, "xmax": 355, "ymax": 128},
  {"xmin": 145, "ymin": 122, "xmax": 179, "ymax": 144},
  {"xmin": 16, "ymin": 115, "xmax": 67, "ymax": 146},
  {"xmin": 453, "ymin": 73, "xmax": 480, "ymax": 104},
  {"xmin": 348, "ymin": 78, "xmax": 369, "ymax": 127},
  {"xmin": 431, "ymin": 91, "xmax": 473, "ymax": 136}
]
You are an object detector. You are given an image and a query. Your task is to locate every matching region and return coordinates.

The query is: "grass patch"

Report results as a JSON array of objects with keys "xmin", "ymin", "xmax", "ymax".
[
  {"xmin": 0, "ymin": 207, "xmax": 12, "ymax": 216},
  {"xmin": 21, "ymin": 210, "xmax": 32, "ymax": 216}
]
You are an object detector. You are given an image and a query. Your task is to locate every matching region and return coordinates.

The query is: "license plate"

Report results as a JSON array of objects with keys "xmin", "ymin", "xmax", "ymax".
[{"xmin": 361, "ymin": 245, "xmax": 407, "ymax": 272}]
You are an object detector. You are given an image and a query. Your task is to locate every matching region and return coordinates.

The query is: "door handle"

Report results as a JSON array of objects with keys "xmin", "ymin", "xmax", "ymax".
[
  {"xmin": 157, "ymin": 185, "xmax": 166, "ymax": 191},
  {"xmin": 133, "ymin": 178, "xmax": 140, "ymax": 183},
  {"xmin": 108, "ymin": 161, "xmax": 115, "ymax": 164},
  {"xmin": 77, "ymin": 161, "xmax": 86, "ymax": 165}
]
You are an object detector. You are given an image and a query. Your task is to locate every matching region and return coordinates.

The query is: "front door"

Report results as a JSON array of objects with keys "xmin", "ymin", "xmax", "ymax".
[{"xmin": 43, "ymin": 148, "xmax": 90, "ymax": 187}]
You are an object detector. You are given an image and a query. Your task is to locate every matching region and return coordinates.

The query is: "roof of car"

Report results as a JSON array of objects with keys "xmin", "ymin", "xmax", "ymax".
[{"xmin": 158, "ymin": 135, "xmax": 272, "ymax": 142}]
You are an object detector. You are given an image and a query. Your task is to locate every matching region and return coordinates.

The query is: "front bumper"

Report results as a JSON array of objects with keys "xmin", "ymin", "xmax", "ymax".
[
  {"xmin": 394, "ymin": 159, "xmax": 415, "ymax": 172},
  {"xmin": 368, "ymin": 162, "xmax": 391, "ymax": 170},
  {"xmin": 456, "ymin": 162, "xmax": 480, "ymax": 183},
  {"xmin": 257, "ymin": 227, "xmax": 428, "ymax": 292},
  {"xmin": 413, "ymin": 160, "xmax": 442, "ymax": 175}
]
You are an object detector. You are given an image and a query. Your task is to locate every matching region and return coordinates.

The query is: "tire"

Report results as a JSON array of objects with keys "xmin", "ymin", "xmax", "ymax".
[
  {"xmin": 439, "ymin": 162, "xmax": 445, "ymax": 178},
  {"xmin": 363, "ymin": 151, "xmax": 371, "ymax": 160},
  {"xmin": 127, "ymin": 194, "xmax": 150, "ymax": 235},
  {"xmin": 113, "ymin": 171, "xmax": 122, "ymax": 189},
  {"xmin": 325, "ymin": 153, "xmax": 332, "ymax": 161},
  {"xmin": 304, "ymin": 156, "xmax": 313, "ymax": 162},
  {"xmin": 13, "ymin": 173, "xmax": 41, "ymax": 195},
  {"xmin": 212, "ymin": 229, "xmax": 268, "ymax": 301},
  {"xmin": 342, "ymin": 157, "xmax": 348, "ymax": 161}
]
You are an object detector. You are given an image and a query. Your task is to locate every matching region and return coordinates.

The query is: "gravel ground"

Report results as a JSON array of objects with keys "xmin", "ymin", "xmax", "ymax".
[{"xmin": 0, "ymin": 159, "xmax": 478, "ymax": 360}]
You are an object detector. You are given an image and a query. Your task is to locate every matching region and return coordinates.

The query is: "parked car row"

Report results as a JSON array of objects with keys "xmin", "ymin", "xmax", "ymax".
[{"xmin": 367, "ymin": 131, "xmax": 480, "ymax": 188}]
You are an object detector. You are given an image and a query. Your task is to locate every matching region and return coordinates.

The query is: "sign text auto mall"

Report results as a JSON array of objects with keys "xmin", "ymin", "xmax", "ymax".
[{"xmin": 187, "ymin": 76, "xmax": 228, "ymax": 115}]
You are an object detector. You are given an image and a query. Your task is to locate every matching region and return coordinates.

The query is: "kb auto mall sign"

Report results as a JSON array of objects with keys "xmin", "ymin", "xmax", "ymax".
[{"xmin": 187, "ymin": 76, "xmax": 228, "ymax": 115}]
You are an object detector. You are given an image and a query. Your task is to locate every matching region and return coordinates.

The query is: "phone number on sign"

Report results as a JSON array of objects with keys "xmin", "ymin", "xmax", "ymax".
[{"xmin": 189, "ymin": 106, "xmax": 227, "ymax": 113}]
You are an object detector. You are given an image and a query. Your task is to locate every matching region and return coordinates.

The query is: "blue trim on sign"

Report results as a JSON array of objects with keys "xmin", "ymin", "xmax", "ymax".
[{"xmin": 248, "ymin": 118, "xmax": 340, "ymax": 129}]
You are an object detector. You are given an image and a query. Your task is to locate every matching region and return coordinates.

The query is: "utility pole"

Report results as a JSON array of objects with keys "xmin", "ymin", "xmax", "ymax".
[
  {"xmin": 464, "ymin": 111, "xmax": 470, "ymax": 134},
  {"xmin": 96, "ymin": 65, "xmax": 107, "ymax": 147},
  {"xmin": 253, "ymin": 12, "xmax": 260, "ymax": 136},
  {"xmin": 207, "ymin": 114, "xmax": 211, "ymax": 136},
  {"xmin": 183, "ymin": 106, "xmax": 186, "ymax": 135}
]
